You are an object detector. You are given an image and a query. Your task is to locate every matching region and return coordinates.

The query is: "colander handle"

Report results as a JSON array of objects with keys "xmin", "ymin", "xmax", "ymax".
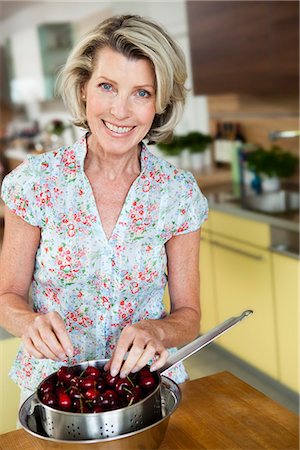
[
  {"xmin": 29, "ymin": 393, "xmax": 44, "ymax": 419},
  {"xmin": 159, "ymin": 309, "xmax": 253, "ymax": 374}
]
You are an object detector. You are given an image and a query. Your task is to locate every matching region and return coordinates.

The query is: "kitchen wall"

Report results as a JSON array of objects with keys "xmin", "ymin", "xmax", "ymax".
[
  {"xmin": 208, "ymin": 94, "xmax": 299, "ymax": 155},
  {"xmin": 0, "ymin": 1, "xmax": 209, "ymax": 145}
]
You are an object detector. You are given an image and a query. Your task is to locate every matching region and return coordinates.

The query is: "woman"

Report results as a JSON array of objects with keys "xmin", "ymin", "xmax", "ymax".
[{"xmin": 0, "ymin": 15, "xmax": 208, "ymax": 401}]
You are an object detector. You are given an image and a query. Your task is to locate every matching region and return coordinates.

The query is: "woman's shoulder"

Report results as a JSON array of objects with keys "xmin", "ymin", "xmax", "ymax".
[{"xmin": 143, "ymin": 144, "xmax": 196, "ymax": 187}]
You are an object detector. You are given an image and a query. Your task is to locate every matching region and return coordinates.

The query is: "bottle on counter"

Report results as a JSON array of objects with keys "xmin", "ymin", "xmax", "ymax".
[
  {"xmin": 231, "ymin": 123, "xmax": 246, "ymax": 185},
  {"xmin": 214, "ymin": 122, "xmax": 225, "ymax": 167}
]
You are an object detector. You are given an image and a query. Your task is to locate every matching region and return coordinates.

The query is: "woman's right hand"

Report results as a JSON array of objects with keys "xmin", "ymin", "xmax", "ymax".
[{"xmin": 22, "ymin": 311, "xmax": 73, "ymax": 362}]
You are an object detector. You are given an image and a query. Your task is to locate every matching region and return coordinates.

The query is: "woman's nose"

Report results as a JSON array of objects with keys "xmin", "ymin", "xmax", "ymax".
[{"xmin": 110, "ymin": 95, "xmax": 131, "ymax": 119}]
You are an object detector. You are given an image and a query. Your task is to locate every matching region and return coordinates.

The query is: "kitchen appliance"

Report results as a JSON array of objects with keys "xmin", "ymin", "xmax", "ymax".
[{"xmin": 20, "ymin": 310, "xmax": 253, "ymax": 445}]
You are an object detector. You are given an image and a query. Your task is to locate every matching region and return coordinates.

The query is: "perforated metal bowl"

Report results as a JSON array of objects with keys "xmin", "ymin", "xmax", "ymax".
[
  {"xmin": 26, "ymin": 359, "xmax": 162, "ymax": 440},
  {"xmin": 19, "ymin": 376, "xmax": 181, "ymax": 449}
]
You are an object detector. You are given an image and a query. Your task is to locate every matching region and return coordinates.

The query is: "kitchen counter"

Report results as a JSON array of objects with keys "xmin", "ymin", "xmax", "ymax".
[
  {"xmin": 199, "ymin": 181, "xmax": 299, "ymax": 258},
  {"xmin": 201, "ymin": 182, "xmax": 299, "ymax": 232},
  {"xmin": 0, "ymin": 371, "xmax": 298, "ymax": 449}
]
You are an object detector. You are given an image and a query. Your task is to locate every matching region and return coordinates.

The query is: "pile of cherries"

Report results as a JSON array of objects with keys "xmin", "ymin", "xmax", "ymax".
[{"xmin": 38, "ymin": 364, "xmax": 158, "ymax": 413}]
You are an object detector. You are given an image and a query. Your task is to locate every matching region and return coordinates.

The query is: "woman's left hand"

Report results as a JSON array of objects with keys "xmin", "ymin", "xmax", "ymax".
[{"xmin": 105, "ymin": 320, "xmax": 168, "ymax": 378}]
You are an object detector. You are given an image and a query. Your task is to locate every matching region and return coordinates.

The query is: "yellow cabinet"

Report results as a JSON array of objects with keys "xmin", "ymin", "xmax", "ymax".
[
  {"xmin": 0, "ymin": 337, "xmax": 20, "ymax": 434},
  {"xmin": 272, "ymin": 253, "xmax": 299, "ymax": 392},
  {"xmin": 210, "ymin": 210, "xmax": 271, "ymax": 248},
  {"xmin": 211, "ymin": 234, "xmax": 278, "ymax": 379},
  {"xmin": 199, "ymin": 229, "xmax": 217, "ymax": 333}
]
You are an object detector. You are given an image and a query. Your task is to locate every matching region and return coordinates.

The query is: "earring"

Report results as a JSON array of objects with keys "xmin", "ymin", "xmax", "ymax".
[{"xmin": 82, "ymin": 95, "xmax": 86, "ymax": 100}]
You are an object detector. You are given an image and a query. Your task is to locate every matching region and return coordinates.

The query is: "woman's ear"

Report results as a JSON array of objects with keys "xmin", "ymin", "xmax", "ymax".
[{"xmin": 81, "ymin": 85, "xmax": 87, "ymax": 101}]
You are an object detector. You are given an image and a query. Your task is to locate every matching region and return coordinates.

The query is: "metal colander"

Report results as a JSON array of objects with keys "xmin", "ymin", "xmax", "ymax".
[
  {"xmin": 19, "ymin": 376, "xmax": 181, "ymax": 449},
  {"xmin": 23, "ymin": 310, "xmax": 253, "ymax": 441},
  {"xmin": 29, "ymin": 359, "xmax": 162, "ymax": 440}
]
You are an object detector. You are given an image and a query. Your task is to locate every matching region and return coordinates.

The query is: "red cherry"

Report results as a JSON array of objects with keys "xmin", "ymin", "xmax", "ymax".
[
  {"xmin": 41, "ymin": 392, "xmax": 56, "ymax": 407},
  {"xmin": 138, "ymin": 366, "xmax": 151, "ymax": 379},
  {"xmin": 115, "ymin": 378, "xmax": 132, "ymax": 396},
  {"xmin": 55, "ymin": 386, "xmax": 66, "ymax": 395},
  {"xmin": 84, "ymin": 388, "xmax": 99, "ymax": 401},
  {"xmin": 83, "ymin": 366, "xmax": 100, "ymax": 378},
  {"xmin": 139, "ymin": 374, "xmax": 156, "ymax": 390},
  {"xmin": 80, "ymin": 376, "xmax": 96, "ymax": 390},
  {"xmin": 57, "ymin": 366, "xmax": 74, "ymax": 384},
  {"xmin": 39, "ymin": 380, "xmax": 54, "ymax": 395},
  {"xmin": 96, "ymin": 377, "xmax": 106, "ymax": 392},
  {"xmin": 92, "ymin": 404, "xmax": 104, "ymax": 413},
  {"xmin": 106, "ymin": 372, "xmax": 120, "ymax": 387},
  {"xmin": 58, "ymin": 392, "xmax": 72, "ymax": 411},
  {"xmin": 100, "ymin": 389, "xmax": 118, "ymax": 409}
]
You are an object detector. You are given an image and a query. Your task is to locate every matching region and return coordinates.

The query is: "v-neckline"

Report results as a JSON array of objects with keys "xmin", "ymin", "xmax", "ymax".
[
  {"xmin": 79, "ymin": 135, "xmax": 145, "ymax": 244},
  {"xmin": 84, "ymin": 171, "xmax": 141, "ymax": 244}
]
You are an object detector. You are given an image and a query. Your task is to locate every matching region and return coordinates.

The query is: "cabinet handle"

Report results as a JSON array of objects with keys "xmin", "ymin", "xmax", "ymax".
[{"xmin": 211, "ymin": 240, "xmax": 264, "ymax": 260}]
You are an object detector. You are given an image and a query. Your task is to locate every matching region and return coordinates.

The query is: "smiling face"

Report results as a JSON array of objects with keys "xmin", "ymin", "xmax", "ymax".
[{"xmin": 83, "ymin": 47, "xmax": 156, "ymax": 156}]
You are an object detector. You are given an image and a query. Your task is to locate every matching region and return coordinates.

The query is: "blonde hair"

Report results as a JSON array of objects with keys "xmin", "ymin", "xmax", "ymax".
[{"xmin": 57, "ymin": 14, "xmax": 187, "ymax": 143}]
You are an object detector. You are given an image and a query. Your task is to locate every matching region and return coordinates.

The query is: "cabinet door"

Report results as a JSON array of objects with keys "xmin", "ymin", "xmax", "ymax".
[
  {"xmin": 199, "ymin": 230, "xmax": 218, "ymax": 332},
  {"xmin": 187, "ymin": 1, "xmax": 299, "ymax": 95},
  {"xmin": 0, "ymin": 338, "xmax": 20, "ymax": 434},
  {"xmin": 272, "ymin": 253, "xmax": 298, "ymax": 392},
  {"xmin": 211, "ymin": 235, "xmax": 278, "ymax": 379}
]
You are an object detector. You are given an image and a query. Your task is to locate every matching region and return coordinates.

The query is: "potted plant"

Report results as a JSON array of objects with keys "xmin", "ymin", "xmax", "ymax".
[
  {"xmin": 246, "ymin": 145, "xmax": 299, "ymax": 192},
  {"xmin": 157, "ymin": 135, "xmax": 184, "ymax": 167},
  {"xmin": 183, "ymin": 131, "xmax": 212, "ymax": 170}
]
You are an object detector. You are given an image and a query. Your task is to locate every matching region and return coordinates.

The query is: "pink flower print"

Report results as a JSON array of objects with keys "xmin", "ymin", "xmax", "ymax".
[
  {"xmin": 177, "ymin": 221, "xmax": 189, "ymax": 233},
  {"xmin": 41, "ymin": 162, "xmax": 49, "ymax": 170},
  {"xmin": 142, "ymin": 179, "xmax": 151, "ymax": 192},
  {"xmin": 24, "ymin": 361, "xmax": 33, "ymax": 377},
  {"xmin": 66, "ymin": 307, "xmax": 93, "ymax": 331},
  {"xmin": 129, "ymin": 201, "xmax": 147, "ymax": 233},
  {"xmin": 55, "ymin": 246, "xmax": 84, "ymax": 282},
  {"xmin": 101, "ymin": 296, "xmax": 111, "ymax": 311},
  {"xmin": 62, "ymin": 149, "xmax": 77, "ymax": 177},
  {"xmin": 130, "ymin": 281, "xmax": 139, "ymax": 294},
  {"xmin": 44, "ymin": 286, "xmax": 61, "ymax": 305},
  {"xmin": 12, "ymin": 196, "xmax": 29, "ymax": 219},
  {"xmin": 34, "ymin": 184, "xmax": 53, "ymax": 208}
]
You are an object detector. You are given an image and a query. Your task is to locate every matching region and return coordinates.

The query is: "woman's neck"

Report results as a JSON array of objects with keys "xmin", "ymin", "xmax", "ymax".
[{"xmin": 85, "ymin": 134, "xmax": 141, "ymax": 181}]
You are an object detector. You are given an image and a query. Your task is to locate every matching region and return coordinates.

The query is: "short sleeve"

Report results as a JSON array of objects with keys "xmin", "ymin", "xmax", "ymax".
[
  {"xmin": 1, "ymin": 156, "xmax": 44, "ymax": 227},
  {"xmin": 172, "ymin": 171, "xmax": 208, "ymax": 236}
]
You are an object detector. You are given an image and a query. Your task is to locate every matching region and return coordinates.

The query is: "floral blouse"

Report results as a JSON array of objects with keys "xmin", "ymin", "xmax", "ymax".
[{"xmin": 1, "ymin": 133, "xmax": 208, "ymax": 391}]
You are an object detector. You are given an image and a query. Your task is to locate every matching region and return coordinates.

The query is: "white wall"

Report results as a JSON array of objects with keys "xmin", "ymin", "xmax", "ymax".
[{"xmin": 1, "ymin": 1, "xmax": 209, "ymax": 135}]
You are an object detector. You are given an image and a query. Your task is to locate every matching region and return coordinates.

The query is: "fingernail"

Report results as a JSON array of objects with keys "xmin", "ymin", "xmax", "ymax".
[
  {"xmin": 59, "ymin": 353, "xmax": 66, "ymax": 360},
  {"xmin": 67, "ymin": 347, "xmax": 73, "ymax": 357},
  {"xmin": 131, "ymin": 366, "xmax": 139, "ymax": 373},
  {"xmin": 111, "ymin": 367, "xmax": 118, "ymax": 377},
  {"xmin": 120, "ymin": 371, "xmax": 128, "ymax": 379}
]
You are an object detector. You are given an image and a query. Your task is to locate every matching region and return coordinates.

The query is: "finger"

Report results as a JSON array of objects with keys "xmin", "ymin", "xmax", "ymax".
[
  {"xmin": 49, "ymin": 313, "xmax": 74, "ymax": 358},
  {"xmin": 104, "ymin": 360, "xmax": 111, "ymax": 372},
  {"xmin": 39, "ymin": 328, "xmax": 68, "ymax": 361},
  {"xmin": 110, "ymin": 326, "xmax": 136, "ymax": 376},
  {"xmin": 29, "ymin": 328, "xmax": 62, "ymax": 361},
  {"xmin": 119, "ymin": 341, "xmax": 145, "ymax": 378},
  {"xmin": 150, "ymin": 348, "xmax": 169, "ymax": 372},
  {"xmin": 22, "ymin": 336, "xmax": 44, "ymax": 359},
  {"xmin": 127, "ymin": 341, "xmax": 158, "ymax": 374}
]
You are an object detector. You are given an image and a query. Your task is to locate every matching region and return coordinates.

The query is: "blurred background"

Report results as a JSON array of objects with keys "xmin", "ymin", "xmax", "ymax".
[{"xmin": 0, "ymin": 0, "xmax": 299, "ymax": 434}]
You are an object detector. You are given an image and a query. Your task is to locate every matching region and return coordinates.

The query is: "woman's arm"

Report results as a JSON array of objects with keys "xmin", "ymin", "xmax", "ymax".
[
  {"xmin": 107, "ymin": 229, "xmax": 201, "ymax": 377},
  {"xmin": 0, "ymin": 206, "xmax": 73, "ymax": 361}
]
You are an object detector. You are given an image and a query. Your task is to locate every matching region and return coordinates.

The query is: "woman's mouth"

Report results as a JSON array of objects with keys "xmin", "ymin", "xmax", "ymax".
[{"xmin": 103, "ymin": 121, "xmax": 134, "ymax": 134}]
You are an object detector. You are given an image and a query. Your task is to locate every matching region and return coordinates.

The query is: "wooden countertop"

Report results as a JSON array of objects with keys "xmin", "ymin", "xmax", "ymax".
[{"xmin": 0, "ymin": 371, "xmax": 298, "ymax": 450}]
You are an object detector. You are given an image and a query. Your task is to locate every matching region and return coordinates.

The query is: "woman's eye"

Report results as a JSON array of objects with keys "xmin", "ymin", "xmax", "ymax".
[
  {"xmin": 137, "ymin": 89, "xmax": 150, "ymax": 98},
  {"xmin": 100, "ymin": 83, "xmax": 112, "ymax": 91}
]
